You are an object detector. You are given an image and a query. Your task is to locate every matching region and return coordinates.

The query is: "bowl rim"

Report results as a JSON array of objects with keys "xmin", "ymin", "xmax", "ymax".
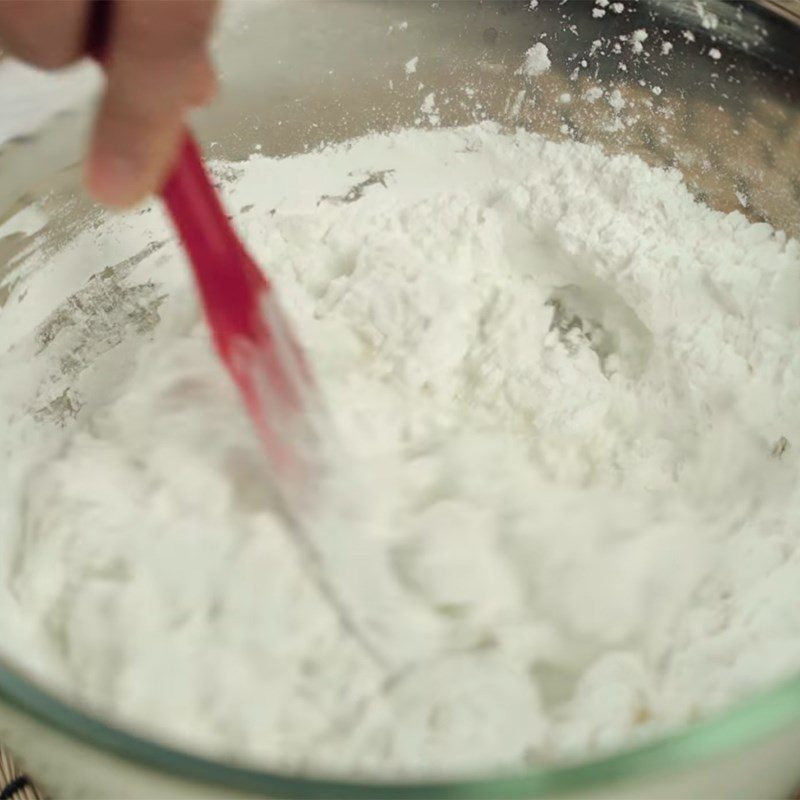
[
  {"xmin": 2, "ymin": 2, "xmax": 800, "ymax": 796},
  {"xmin": 2, "ymin": 652, "xmax": 800, "ymax": 798}
]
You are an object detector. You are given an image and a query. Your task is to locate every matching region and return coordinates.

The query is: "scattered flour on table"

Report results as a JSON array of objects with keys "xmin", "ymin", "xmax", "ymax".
[{"xmin": 3, "ymin": 122, "xmax": 800, "ymax": 777}]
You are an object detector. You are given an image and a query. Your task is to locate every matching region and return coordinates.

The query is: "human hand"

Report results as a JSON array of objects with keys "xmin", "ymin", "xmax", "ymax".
[{"xmin": 0, "ymin": 0, "xmax": 219, "ymax": 207}]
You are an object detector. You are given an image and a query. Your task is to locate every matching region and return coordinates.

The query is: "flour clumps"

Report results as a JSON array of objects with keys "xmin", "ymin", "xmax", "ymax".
[
  {"xmin": 3, "ymin": 122, "xmax": 800, "ymax": 777},
  {"xmin": 519, "ymin": 42, "xmax": 551, "ymax": 77}
]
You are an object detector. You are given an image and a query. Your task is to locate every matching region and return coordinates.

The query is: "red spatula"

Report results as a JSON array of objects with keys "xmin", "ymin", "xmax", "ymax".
[
  {"xmin": 88, "ymin": 2, "xmax": 319, "ymax": 496},
  {"xmin": 160, "ymin": 136, "xmax": 318, "ymax": 487}
]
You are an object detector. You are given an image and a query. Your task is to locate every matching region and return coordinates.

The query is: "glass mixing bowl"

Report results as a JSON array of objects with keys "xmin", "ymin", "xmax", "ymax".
[{"xmin": 1, "ymin": 1, "xmax": 800, "ymax": 797}]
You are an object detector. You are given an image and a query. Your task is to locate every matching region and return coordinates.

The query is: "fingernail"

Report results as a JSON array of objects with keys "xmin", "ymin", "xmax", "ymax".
[{"xmin": 85, "ymin": 151, "xmax": 141, "ymax": 208}]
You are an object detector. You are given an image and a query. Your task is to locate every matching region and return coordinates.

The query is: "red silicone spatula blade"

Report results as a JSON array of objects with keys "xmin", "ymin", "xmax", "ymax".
[{"xmin": 161, "ymin": 135, "xmax": 319, "ymax": 492}]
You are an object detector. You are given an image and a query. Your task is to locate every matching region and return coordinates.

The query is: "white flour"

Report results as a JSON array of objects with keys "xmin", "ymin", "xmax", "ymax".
[
  {"xmin": 3, "ymin": 122, "xmax": 800, "ymax": 777},
  {"xmin": 519, "ymin": 43, "xmax": 551, "ymax": 77}
]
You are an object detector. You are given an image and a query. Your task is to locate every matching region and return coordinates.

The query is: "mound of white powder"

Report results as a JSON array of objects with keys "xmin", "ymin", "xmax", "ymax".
[{"xmin": 3, "ymin": 122, "xmax": 800, "ymax": 777}]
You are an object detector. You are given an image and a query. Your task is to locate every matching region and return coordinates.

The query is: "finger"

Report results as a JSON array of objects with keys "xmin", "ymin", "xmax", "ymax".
[
  {"xmin": 186, "ymin": 54, "xmax": 218, "ymax": 108},
  {"xmin": 0, "ymin": 0, "xmax": 89, "ymax": 69},
  {"xmin": 85, "ymin": 0, "xmax": 218, "ymax": 207}
]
